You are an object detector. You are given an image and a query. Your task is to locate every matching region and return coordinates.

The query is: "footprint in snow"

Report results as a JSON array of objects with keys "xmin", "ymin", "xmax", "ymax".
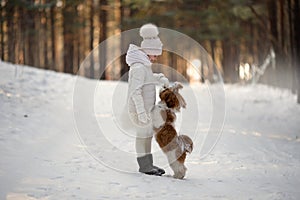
[{"xmin": 109, "ymin": 182, "xmax": 120, "ymax": 185}]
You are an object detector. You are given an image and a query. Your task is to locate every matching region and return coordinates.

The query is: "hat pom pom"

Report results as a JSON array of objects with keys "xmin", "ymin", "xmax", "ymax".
[{"xmin": 140, "ymin": 23, "xmax": 159, "ymax": 39}]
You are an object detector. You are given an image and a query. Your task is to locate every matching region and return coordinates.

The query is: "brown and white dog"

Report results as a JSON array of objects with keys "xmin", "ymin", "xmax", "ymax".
[{"xmin": 151, "ymin": 82, "xmax": 193, "ymax": 179}]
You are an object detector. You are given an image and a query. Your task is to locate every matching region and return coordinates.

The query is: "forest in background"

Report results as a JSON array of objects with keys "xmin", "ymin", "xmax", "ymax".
[{"xmin": 0, "ymin": 0, "xmax": 300, "ymax": 102}]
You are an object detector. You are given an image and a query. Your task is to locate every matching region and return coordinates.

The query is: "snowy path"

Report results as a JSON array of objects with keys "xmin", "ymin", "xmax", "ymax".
[{"xmin": 1, "ymin": 61, "xmax": 300, "ymax": 199}]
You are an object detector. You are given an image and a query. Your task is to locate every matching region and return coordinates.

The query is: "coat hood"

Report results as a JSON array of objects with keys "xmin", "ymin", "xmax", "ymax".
[{"xmin": 125, "ymin": 44, "xmax": 152, "ymax": 67}]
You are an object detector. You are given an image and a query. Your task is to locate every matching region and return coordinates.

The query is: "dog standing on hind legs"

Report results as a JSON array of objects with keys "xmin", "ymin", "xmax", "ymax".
[{"xmin": 151, "ymin": 82, "xmax": 193, "ymax": 179}]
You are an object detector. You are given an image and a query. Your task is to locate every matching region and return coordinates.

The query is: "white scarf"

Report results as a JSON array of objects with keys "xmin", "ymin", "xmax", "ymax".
[{"xmin": 126, "ymin": 44, "xmax": 152, "ymax": 66}]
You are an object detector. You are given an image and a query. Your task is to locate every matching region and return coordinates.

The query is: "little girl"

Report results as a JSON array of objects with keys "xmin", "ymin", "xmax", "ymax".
[{"xmin": 125, "ymin": 23, "xmax": 169, "ymax": 176}]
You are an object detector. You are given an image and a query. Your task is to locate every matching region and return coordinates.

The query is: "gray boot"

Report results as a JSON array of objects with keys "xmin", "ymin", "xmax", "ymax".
[
  {"xmin": 137, "ymin": 154, "xmax": 163, "ymax": 176},
  {"xmin": 153, "ymin": 165, "xmax": 165, "ymax": 175}
]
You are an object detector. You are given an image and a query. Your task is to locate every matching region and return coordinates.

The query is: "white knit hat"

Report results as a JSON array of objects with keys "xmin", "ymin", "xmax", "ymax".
[{"xmin": 140, "ymin": 23, "xmax": 163, "ymax": 56}]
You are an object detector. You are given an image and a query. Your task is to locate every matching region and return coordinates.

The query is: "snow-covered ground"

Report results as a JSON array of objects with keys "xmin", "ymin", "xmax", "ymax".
[{"xmin": 1, "ymin": 61, "xmax": 300, "ymax": 200}]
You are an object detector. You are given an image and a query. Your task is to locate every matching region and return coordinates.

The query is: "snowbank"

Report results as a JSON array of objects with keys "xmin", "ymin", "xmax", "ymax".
[{"xmin": 0, "ymin": 61, "xmax": 300, "ymax": 199}]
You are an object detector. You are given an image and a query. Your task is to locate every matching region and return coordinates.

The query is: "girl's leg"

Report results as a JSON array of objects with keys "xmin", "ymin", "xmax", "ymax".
[
  {"xmin": 135, "ymin": 126, "xmax": 153, "ymax": 157},
  {"xmin": 135, "ymin": 126, "xmax": 165, "ymax": 175},
  {"xmin": 135, "ymin": 136, "xmax": 152, "ymax": 157}
]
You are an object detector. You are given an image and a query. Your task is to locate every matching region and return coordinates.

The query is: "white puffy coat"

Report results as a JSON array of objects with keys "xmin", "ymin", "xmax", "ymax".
[{"xmin": 125, "ymin": 44, "xmax": 168, "ymax": 127}]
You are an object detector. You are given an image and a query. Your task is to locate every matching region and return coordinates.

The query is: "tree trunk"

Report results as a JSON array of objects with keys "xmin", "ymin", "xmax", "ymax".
[
  {"xmin": 120, "ymin": 0, "xmax": 130, "ymax": 81},
  {"xmin": 0, "ymin": 3, "xmax": 4, "ymax": 60},
  {"xmin": 21, "ymin": 4, "xmax": 29, "ymax": 66},
  {"xmin": 26, "ymin": 1, "xmax": 37, "ymax": 67},
  {"xmin": 89, "ymin": 0, "xmax": 95, "ymax": 78},
  {"xmin": 35, "ymin": 4, "xmax": 41, "ymax": 68},
  {"xmin": 294, "ymin": 0, "xmax": 300, "ymax": 103},
  {"xmin": 50, "ymin": 4, "xmax": 56, "ymax": 70},
  {"xmin": 99, "ymin": 0, "xmax": 108, "ymax": 80},
  {"xmin": 278, "ymin": 0, "xmax": 291, "ymax": 89},
  {"xmin": 266, "ymin": 0, "xmax": 278, "ymax": 86},
  {"xmin": 267, "ymin": 0, "xmax": 291, "ymax": 88},
  {"xmin": 279, "ymin": 0, "xmax": 285, "ymax": 49},
  {"xmin": 63, "ymin": 3, "xmax": 76, "ymax": 74},
  {"xmin": 120, "ymin": 49, "xmax": 128, "ymax": 81},
  {"xmin": 288, "ymin": 0, "xmax": 297, "ymax": 93},
  {"xmin": 42, "ymin": 5, "xmax": 49, "ymax": 69},
  {"xmin": 210, "ymin": 40, "xmax": 219, "ymax": 82},
  {"xmin": 6, "ymin": 1, "xmax": 15, "ymax": 63},
  {"xmin": 222, "ymin": 39, "xmax": 240, "ymax": 83}
]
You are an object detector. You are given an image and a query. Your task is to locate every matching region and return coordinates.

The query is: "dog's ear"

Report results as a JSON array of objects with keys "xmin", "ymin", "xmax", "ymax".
[
  {"xmin": 171, "ymin": 82, "xmax": 183, "ymax": 93},
  {"xmin": 176, "ymin": 93, "xmax": 187, "ymax": 109},
  {"xmin": 174, "ymin": 82, "xmax": 183, "ymax": 89},
  {"xmin": 170, "ymin": 82, "xmax": 186, "ymax": 109}
]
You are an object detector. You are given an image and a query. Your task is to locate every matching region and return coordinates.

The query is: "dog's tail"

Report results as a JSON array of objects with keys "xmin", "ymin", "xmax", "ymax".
[{"xmin": 178, "ymin": 135, "xmax": 193, "ymax": 154}]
